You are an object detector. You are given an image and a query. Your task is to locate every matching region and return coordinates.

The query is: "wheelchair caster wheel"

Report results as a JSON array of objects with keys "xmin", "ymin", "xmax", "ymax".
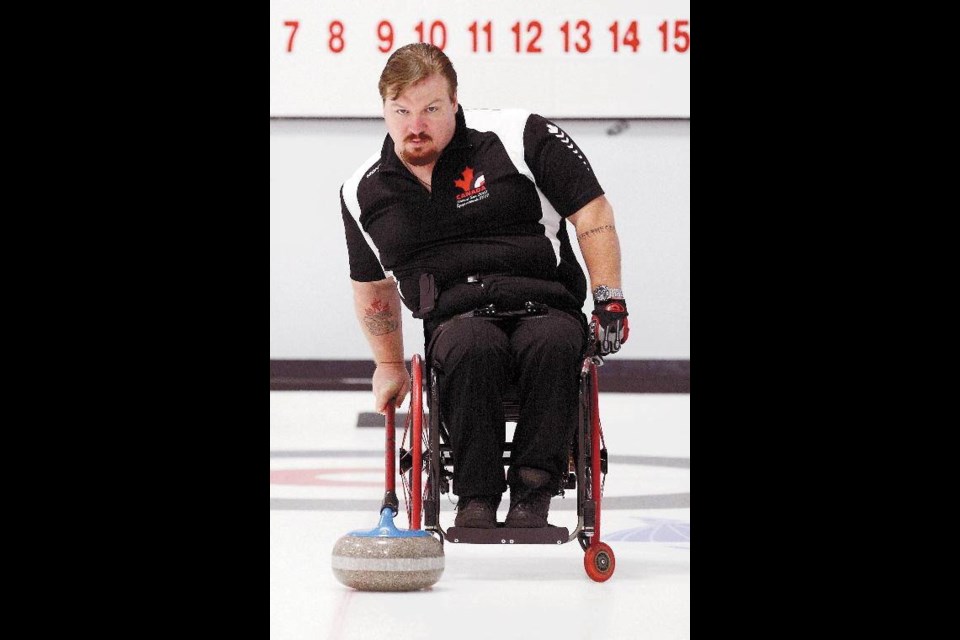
[{"xmin": 584, "ymin": 542, "xmax": 615, "ymax": 582}]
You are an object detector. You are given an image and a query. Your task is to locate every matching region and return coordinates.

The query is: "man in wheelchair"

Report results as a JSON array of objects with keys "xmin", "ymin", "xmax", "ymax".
[{"xmin": 340, "ymin": 43, "xmax": 628, "ymax": 529}]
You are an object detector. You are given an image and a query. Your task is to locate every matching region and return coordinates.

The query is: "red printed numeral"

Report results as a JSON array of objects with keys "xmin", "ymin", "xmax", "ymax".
[
  {"xmin": 658, "ymin": 20, "xmax": 690, "ymax": 53},
  {"xmin": 414, "ymin": 20, "xmax": 447, "ymax": 50},
  {"xmin": 560, "ymin": 20, "xmax": 591, "ymax": 53},
  {"xmin": 609, "ymin": 21, "xmax": 640, "ymax": 52},
  {"xmin": 511, "ymin": 21, "xmax": 543, "ymax": 53},
  {"xmin": 468, "ymin": 21, "xmax": 492, "ymax": 53},
  {"xmin": 377, "ymin": 20, "xmax": 393, "ymax": 52},
  {"xmin": 283, "ymin": 20, "xmax": 299, "ymax": 53},
  {"xmin": 328, "ymin": 20, "xmax": 345, "ymax": 53}
]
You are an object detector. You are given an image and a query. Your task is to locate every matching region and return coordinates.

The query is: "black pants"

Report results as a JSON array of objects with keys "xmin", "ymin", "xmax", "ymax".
[{"xmin": 427, "ymin": 308, "xmax": 586, "ymax": 497}]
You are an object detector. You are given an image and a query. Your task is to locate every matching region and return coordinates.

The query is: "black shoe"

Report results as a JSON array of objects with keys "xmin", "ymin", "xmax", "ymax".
[
  {"xmin": 454, "ymin": 494, "xmax": 501, "ymax": 528},
  {"xmin": 505, "ymin": 467, "xmax": 554, "ymax": 528}
]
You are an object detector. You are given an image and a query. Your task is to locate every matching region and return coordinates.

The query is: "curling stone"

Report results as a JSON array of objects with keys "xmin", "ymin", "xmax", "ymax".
[{"xmin": 332, "ymin": 507, "xmax": 444, "ymax": 591}]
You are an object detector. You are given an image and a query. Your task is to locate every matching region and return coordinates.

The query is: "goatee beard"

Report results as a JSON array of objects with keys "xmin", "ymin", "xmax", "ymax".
[{"xmin": 400, "ymin": 146, "xmax": 439, "ymax": 167}]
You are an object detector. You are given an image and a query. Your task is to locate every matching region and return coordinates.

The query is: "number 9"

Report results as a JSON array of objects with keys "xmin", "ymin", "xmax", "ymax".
[{"xmin": 378, "ymin": 20, "xmax": 394, "ymax": 53}]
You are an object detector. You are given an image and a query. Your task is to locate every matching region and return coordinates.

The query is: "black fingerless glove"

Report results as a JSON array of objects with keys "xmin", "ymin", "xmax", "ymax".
[{"xmin": 591, "ymin": 299, "xmax": 630, "ymax": 356}]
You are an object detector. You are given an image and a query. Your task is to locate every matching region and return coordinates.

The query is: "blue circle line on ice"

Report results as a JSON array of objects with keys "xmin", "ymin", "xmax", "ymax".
[
  {"xmin": 270, "ymin": 451, "xmax": 689, "ymax": 511},
  {"xmin": 604, "ymin": 518, "xmax": 690, "ymax": 543}
]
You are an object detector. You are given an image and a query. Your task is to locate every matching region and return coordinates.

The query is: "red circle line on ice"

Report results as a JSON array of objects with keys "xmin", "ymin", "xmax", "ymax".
[{"xmin": 270, "ymin": 467, "xmax": 383, "ymax": 487}]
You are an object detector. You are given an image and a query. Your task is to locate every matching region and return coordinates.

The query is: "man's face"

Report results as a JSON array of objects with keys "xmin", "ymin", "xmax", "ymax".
[{"xmin": 383, "ymin": 74, "xmax": 457, "ymax": 167}]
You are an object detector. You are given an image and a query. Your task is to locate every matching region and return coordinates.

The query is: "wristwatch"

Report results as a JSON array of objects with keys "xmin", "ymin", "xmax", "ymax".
[{"xmin": 592, "ymin": 285, "xmax": 624, "ymax": 302}]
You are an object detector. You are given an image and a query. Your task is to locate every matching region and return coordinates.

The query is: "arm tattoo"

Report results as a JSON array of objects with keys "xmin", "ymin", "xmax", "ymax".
[
  {"xmin": 577, "ymin": 224, "xmax": 616, "ymax": 241},
  {"xmin": 364, "ymin": 298, "xmax": 399, "ymax": 336}
]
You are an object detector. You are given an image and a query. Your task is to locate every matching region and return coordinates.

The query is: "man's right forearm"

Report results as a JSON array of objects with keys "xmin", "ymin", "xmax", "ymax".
[{"xmin": 351, "ymin": 278, "xmax": 405, "ymax": 363}]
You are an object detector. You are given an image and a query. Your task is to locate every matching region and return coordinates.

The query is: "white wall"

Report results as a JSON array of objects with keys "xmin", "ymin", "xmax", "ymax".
[{"xmin": 270, "ymin": 117, "xmax": 689, "ymax": 360}]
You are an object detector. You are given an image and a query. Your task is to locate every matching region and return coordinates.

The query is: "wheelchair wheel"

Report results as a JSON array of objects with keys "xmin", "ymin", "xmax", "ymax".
[{"xmin": 584, "ymin": 542, "xmax": 616, "ymax": 582}]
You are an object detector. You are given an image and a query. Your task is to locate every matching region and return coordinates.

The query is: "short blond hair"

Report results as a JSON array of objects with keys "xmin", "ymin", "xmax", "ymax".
[{"xmin": 378, "ymin": 43, "xmax": 458, "ymax": 102}]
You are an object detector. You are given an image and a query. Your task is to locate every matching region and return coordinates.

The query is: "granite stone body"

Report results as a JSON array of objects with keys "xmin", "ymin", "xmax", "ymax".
[{"xmin": 332, "ymin": 534, "xmax": 444, "ymax": 591}]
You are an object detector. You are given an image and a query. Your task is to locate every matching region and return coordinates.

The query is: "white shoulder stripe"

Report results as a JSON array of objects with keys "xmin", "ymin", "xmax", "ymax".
[
  {"xmin": 463, "ymin": 109, "xmax": 562, "ymax": 266},
  {"xmin": 463, "ymin": 108, "xmax": 530, "ymax": 179},
  {"xmin": 342, "ymin": 151, "xmax": 395, "ymax": 281}
]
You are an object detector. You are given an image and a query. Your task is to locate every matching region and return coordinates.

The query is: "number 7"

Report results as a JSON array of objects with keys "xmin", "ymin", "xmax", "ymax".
[{"xmin": 284, "ymin": 20, "xmax": 299, "ymax": 53}]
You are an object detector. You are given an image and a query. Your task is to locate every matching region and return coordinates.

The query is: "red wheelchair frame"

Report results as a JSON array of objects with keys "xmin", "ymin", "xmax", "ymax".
[{"xmin": 394, "ymin": 344, "xmax": 616, "ymax": 582}]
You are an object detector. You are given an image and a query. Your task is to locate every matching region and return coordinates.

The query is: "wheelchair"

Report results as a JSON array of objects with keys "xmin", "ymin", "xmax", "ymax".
[{"xmin": 395, "ymin": 305, "xmax": 616, "ymax": 582}]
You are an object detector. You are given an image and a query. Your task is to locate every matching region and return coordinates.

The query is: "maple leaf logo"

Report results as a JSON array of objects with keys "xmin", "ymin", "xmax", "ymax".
[
  {"xmin": 454, "ymin": 166, "xmax": 475, "ymax": 193},
  {"xmin": 366, "ymin": 299, "xmax": 389, "ymax": 316},
  {"xmin": 363, "ymin": 298, "xmax": 397, "ymax": 335}
]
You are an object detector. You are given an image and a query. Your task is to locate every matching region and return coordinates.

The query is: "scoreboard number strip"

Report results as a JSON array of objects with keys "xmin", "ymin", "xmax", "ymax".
[{"xmin": 270, "ymin": 0, "xmax": 690, "ymax": 118}]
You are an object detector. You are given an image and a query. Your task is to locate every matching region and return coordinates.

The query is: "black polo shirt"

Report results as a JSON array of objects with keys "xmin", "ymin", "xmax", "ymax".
[{"xmin": 340, "ymin": 105, "xmax": 604, "ymax": 316}]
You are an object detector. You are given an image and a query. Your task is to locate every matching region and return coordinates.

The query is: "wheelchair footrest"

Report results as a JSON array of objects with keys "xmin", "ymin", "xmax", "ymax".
[{"xmin": 446, "ymin": 525, "xmax": 569, "ymax": 545}]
